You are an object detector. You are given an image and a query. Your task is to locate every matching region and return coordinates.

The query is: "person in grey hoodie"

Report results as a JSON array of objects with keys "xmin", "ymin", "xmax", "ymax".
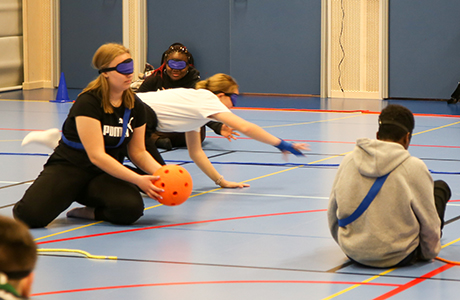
[{"xmin": 328, "ymin": 104, "xmax": 451, "ymax": 268}]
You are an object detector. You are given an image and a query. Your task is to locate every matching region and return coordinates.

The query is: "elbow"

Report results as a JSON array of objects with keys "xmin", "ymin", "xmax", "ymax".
[
  {"xmin": 236, "ymin": 123, "xmax": 253, "ymax": 136},
  {"xmin": 87, "ymin": 152, "xmax": 106, "ymax": 168}
]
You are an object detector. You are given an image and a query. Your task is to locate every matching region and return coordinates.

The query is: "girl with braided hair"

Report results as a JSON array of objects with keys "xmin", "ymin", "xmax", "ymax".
[{"xmin": 137, "ymin": 43, "xmax": 232, "ymax": 151}]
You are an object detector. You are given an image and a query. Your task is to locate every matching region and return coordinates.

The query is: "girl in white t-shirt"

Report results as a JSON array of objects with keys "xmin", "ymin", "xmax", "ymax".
[{"xmin": 137, "ymin": 73, "xmax": 309, "ymax": 188}]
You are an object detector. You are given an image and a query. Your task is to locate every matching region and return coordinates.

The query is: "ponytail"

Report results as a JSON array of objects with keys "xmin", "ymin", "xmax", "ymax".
[{"xmin": 195, "ymin": 73, "xmax": 238, "ymax": 94}]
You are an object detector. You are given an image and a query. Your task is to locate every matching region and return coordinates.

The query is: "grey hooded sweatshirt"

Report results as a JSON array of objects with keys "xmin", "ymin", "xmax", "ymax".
[{"xmin": 328, "ymin": 138, "xmax": 441, "ymax": 268}]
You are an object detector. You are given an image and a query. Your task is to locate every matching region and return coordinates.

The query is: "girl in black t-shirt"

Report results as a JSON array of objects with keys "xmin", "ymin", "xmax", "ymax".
[{"xmin": 13, "ymin": 43, "xmax": 164, "ymax": 228}]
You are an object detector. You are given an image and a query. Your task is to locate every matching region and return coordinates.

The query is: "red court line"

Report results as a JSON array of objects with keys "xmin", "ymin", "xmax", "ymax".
[
  {"xmin": 233, "ymin": 107, "xmax": 375, "ymax": 114},
  {"xmin": 208, "ymin": 136, "xmax": 460, "ymax": 149},
  {"xmin": 0, "ymin": 128, "xmax": 44, "ymax": 131},
  {"xmin": 373, "ymin": 263, "xmax": 455, "ymax": 300},
  {"xmin": 5, "ymin": 129, "xmax": 460, "ymax": 150},
  {"xmin": 31, "ymin": 280, "xmax": 401, "ymax": 297},
  {"xmin": 0, "ymin": 128, "xmax": 61, "ymax": 132},
  {"xmin": 234, "ymin": 107, "xmax": 460, "ymax": 118},
  {"xmin": 36, "ymin": 209, "xmax": 327, "ymax": 245}
]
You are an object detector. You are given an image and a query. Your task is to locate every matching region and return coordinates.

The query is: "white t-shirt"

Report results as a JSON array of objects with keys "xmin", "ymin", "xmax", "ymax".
[{"xmin": 137, "ymin": 88, "xmax": 231, "ymax": 132}]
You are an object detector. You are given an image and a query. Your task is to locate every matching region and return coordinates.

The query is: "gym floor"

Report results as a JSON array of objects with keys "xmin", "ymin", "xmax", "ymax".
[{"xmin": 1, "ymin": 88, "xmax": 460, "ymax": 299}]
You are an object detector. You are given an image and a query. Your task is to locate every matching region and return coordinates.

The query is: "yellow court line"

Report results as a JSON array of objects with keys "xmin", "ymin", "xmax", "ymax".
[
  {"xmin": 34, "ymin": 221, "xmax": 103, "ymax": 241},
  {"xmin": 261, "ymin": 114, "xmax": 362, "ymax": 129},
  {"xmin": 144, "ymin": 188, "xmax": 228, "ymax": 210},
  {"xmin": 413, "ymin": 120, "xmax": 460, "ymax": 136},
  {"xmin": 241, "ymin": 152, "xmax": 351, "ymax": 184},
  {"xmin": 242, "ymin": 151, "xmax": 352, "ymax": 184},
  {"xmin": 0, "ymin": 99, "xmax": 51, "ymax": 103},
  {"xmin": 144, "ymin": 203, "xmax": 163, "ymax": 210},
  {"xmin": 38, "ymin": 248, "xmax": 117, "ymax": 260},
  {"xmin": 205, "ymin": 112, "xmax": 363, "ymax": 134},
  {"xmin": 0, "ymin": 139, "xmax": 22, "ymax": 142},
  {"xmin": 321, "ymin": 268, "xmax": 396, "ymax": 300},
  {"xmin": 441, "ymin": 237, "xmax": 460, "ymax": 249}
]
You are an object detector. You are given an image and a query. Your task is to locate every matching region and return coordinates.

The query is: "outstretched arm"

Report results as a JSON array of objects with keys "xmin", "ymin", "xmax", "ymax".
[
  {"xmin": 211, "ymin": 112, "xmax": 308, "ymax": 155},
  {"xmin": 185, "ymin": 130, "xmax": 249, "ymax": 188}
]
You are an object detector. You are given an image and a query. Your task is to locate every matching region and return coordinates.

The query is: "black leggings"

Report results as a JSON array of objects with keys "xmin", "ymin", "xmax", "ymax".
[
  {"xmin": 149, "ymin": 126, "xmax": 206, "ymax": 148},
  {"xmin": 13, "ymin": 163, "xmax": 144, "ymax": 228}
]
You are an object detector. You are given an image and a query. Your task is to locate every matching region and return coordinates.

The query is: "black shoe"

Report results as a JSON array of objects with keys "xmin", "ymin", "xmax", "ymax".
[
  {"xmin": 447, "ymin": 97, "xmax": 458, "ymax": 104},
  {"xmin": 155, "ymin": 138, "xmax": 172, "ymax": 150}
]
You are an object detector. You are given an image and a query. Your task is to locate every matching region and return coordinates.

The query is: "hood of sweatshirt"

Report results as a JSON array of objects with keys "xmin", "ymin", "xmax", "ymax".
[{"xmin": 353, "ymin": 138, "xmax": 410, "ymax": 178}]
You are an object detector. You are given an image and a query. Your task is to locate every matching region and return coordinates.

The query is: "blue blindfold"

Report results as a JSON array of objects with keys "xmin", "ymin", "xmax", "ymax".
[
  {"xmin": 216, "ymin": 92, "xmax": 238, "ymax": 106},
  {"xmin": 227, "ymin": 93, "xmax": 238, "ymax": 106},
  {"xmin": 99, "ymin": 58, "xmax": 134, "ymax": 75},
  {"xmin": 167, "ymin": 59, "xmax": 187, "ymax": 70}
]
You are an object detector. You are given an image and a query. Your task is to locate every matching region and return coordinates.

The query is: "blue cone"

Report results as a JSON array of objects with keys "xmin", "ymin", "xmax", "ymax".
[{"xmin": 51, "ymin": 72, "xmax": 71, "ymax": 103}]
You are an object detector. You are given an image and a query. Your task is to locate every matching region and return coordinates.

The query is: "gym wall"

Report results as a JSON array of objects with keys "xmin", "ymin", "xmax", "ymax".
[
  {"xmin": 0, "ymin": 0, "xmax": 23, "ymax": 90},
  {"xmin": 58, "ymin": 1, "xmax": 460, "ymax": 98}
]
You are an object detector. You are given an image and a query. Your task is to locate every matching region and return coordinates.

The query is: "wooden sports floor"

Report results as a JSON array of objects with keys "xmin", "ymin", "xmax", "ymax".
[{"xmin": 1, "ymin": 88, "xmax": 460, "ymax": 299}]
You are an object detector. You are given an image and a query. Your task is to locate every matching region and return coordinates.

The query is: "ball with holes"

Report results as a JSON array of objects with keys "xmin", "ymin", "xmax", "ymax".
[{"xmin": 152, "ymin": 165, "xmax": 193, "ymax": 206}]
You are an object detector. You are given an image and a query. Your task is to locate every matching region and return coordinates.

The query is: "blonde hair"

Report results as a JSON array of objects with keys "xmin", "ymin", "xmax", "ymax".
[
  {"xmin": 195, "ymin": 73, "xmax": 238, "ymax": 94},
  {"xmin": 79, "ymin": 43, "xmax": 135, "ymax": 113}
]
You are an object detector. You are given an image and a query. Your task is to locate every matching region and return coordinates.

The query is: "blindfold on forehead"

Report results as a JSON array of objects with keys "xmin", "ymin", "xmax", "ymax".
[
  {"xmin": 167, "ymin": 59, "xmax": 187, "ymax": 70},
  {"xmin": 378, "ymin": 119, "xmax": 410, "ymax": 133},
  {"xmin": 0, "ymin": 270, "xmax": 32, "ymax": 282},
  {"xmin": 99, "ymin": 58, "xmax": 134, "ymax": 75}
]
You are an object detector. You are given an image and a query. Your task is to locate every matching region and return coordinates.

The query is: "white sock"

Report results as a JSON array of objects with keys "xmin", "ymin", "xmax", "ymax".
[
  {"xmin": 22, "ymin": 128, "xmax": 61, "ymax": 149},
  {"xmin": 66, "ymin": 207, "xmax": 96, "ymax": 220}
]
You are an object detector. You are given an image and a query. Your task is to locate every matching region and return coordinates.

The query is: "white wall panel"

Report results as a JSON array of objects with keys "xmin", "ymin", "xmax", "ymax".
[{"xmin": 0, "ymin": 0, "xmax": 23, "ymax": 89}]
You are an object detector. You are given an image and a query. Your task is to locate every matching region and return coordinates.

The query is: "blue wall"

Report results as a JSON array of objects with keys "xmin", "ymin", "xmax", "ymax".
[
  {"xmin": 59, "ymin": 1, "xmax": 460, "ymax": 98},
  {"xmin": 146, "ymin": 0, "xmax": 230, "ymax": 79},
  {"xmin": 60, "ymin": 0, "xmax": 123, "ymax": 89},
  {"xmin": 229, "ymin": 0, "xmax": 321, "ymax": 94},
  {"xmin": 389, "ymin": 1, "xmax": 460, "ymax": 99},
  {"xmin": 146, "ymin": 0, "xmax": 321, "ymax": 95}
]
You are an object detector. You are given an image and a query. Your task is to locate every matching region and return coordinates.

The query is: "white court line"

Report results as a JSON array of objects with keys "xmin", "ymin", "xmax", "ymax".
[{"xmin": 205, "ymin": 191, "xmax": 328, "ymax": 199}]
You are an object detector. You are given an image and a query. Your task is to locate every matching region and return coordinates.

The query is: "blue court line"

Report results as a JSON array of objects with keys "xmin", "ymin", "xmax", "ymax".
[
  {"xmin": 0, "ymin": 152, "xmax": 50, "ymax": 156},
  {"xmin": 1, "ymin": 153, "xmax": 459, "ymax": 175}
]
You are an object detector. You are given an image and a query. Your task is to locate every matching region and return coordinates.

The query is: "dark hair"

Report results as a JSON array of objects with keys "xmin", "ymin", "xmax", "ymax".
[
  {"xmin": 161, "ymin": 43, "xmax": 194, "ymax": 66},
  {"xmin": 377, "ymin": 104, "xmax": 414, "ymax": 141},
  {"xmin": 150, "ymin": 43, "xmax": 195, "ymax": 80},
  {"xmin": 0, "ymin": 216, "xmax": 37, "ymax": 280}
]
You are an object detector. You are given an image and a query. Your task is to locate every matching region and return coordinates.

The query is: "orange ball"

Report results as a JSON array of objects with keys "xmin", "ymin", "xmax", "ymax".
[{"xmin": 152, "ymin": 165, "xmax": 193, "ymax": 206}]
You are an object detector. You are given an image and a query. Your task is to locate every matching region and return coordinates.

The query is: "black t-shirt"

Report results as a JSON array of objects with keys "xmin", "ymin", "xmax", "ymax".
[{"xmin": 48, "ymin": 91, "xmax": 146, "ymax": 173}]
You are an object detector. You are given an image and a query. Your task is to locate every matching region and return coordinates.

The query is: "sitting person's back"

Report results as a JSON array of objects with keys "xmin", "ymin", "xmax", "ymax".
[{"xmin": 328, "ymin": 104, "xmax": 451, "ymax": 268}]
